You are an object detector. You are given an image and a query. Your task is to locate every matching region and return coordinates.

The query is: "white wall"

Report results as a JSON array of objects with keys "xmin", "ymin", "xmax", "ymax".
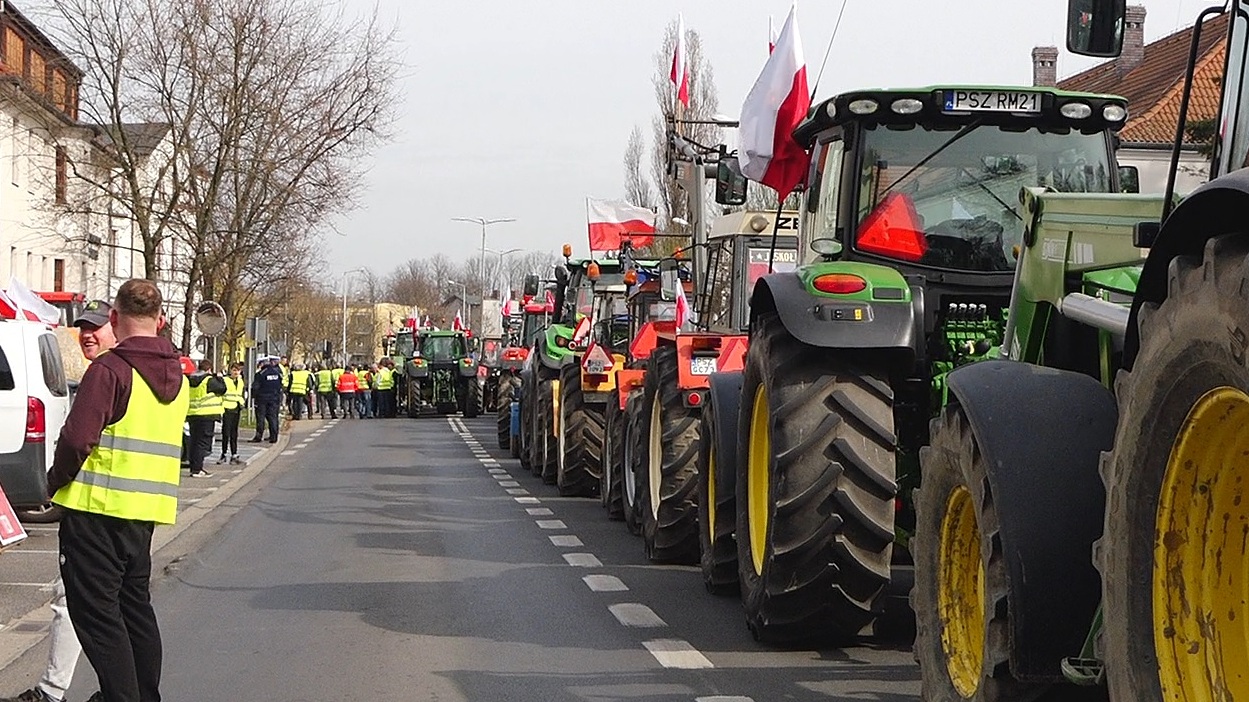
[{"xmin": 1118, "ymin": 147, "xmax": 1209, "ymax": 196}]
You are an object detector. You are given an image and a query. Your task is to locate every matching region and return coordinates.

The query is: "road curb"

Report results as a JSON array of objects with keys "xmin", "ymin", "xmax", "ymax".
[{"xmin": 0, "ymin": 429, "xmax": 295, "ymax": 676}]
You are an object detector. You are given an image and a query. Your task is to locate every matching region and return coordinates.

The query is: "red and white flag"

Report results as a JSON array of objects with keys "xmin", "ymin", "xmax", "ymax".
[
  {"xmin": 769, "ymin": 16, "xmax": 778, "ymax": 54},
  {"xmin": 452, "ymin": 311, "xmax": 465, "ymax": 331},
  {"xmin": 739, "ymin": 3, "xmax": 811, "ymax": 199},
  {"xmin": 670, "ymin": 14, "xmax": 690, "ymax": 108},
  {"xmin": 675, "ymin": 281, "xmax": 693, "ymax": 329},
  {"xmin": 1, "ymin": 277, "xmax": 61, "ymax": 325},
  {"xmin": 586, "ymin": 198, "xmax": 656, "ymax": 252}
]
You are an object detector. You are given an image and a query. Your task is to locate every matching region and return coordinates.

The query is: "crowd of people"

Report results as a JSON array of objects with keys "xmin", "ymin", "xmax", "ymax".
[{"xmin": 247, "ymin": 355, "xmax": 403, "ymax": 434}]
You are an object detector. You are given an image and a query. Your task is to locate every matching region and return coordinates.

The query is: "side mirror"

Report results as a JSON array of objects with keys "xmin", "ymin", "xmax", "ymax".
[
  {"xmin": 1067, "ymin": 0, "xmax": 1125, "ymax": 58},
  {"xmin": 522, "ymin": 274, "xmax": 539, "ymax": 297},
  {"xmin": 1133, "ymin": 221, "xmax": 1161, "ymax": 248},
  {"xmin": 715, "ymin": 154, "xmax": 749, "ymax": 206},
  {"xmin": 1117, "ymin": 164, "xmax": 1140, "ymax": 194},
  {"xmin": 658, "ymin": 259, "xmax": 679, "ymax": 302},
  {"xmin": 810, "ymin": 237, "xmax": 843, "ymax": 257}
]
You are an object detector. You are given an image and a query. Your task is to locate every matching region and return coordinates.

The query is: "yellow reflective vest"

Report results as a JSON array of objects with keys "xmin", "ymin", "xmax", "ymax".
[
  {"xmin": 279, "ymin": 364, "xmax": 290, "ymax": 387},
  {"xmin": 374, "ymin": 367, "xmax": 394, "ymax": 390},
  {"xmin": 222, "ymin": 376, "xmax": 245, "ymax": 411},
  {"xmin": 288, "ymin": 369, "xmax": 311, "ymax": 395},
  {"xmin": 187, "ymin": 376, "xmax": 224, "ymax": 417},
  {"xmin": 316, "ymin": 368, "xmax": 334, "ymax": 393},
  {"xmin": 53, "ymin": 370, "xmax": 189, "ymax": 525}
]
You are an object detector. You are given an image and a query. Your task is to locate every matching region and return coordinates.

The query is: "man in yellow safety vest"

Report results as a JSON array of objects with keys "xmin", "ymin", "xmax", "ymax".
[
  {"xmin": 186, "ymin": 359, "xmax": 225, "ymax": 477},
  {"xmin": 47, "ymin": 278, "xmax": 189, "ymax": 702},
  {"xmin": 218, "ymin": 362, "xmax": 246, "ymax": 464},
  {"xmin": 287, "ymin": 362, "xmax": 312, "ymax": 419},
  {"xmin": 315, "ymin": 364, "xmax": 337, "ymax": 419}
]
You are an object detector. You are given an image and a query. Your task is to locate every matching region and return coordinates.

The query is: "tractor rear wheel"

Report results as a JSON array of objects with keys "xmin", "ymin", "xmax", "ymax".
[
  {"xmin": 558, "ymin": 363, "xmax": 603, "ymax": 497},
  {"xmin": 736, "ymin": 312, "xmax": 897, "ymax": 643},
  {"xmin": 463, "ymin": 378, "xmax": 481, "ymax": 418},
  {"xmin": 913, "ymin": 406, "xmax": 1047, "ymax": 702},
  {"xmin": 600, "ymin": 390, "xmax": 625, "ymax": 520},
  {"xmin": 496, "ymin": 376, "xmax": 515, "ymax": 449},
  {"xmin": 1099, "ymin": 234, "xmax": 1249, "ymax": 702},
  {"xmin": 642, "ymin": 346, "xmax": 700, "ymax": 564},
  {"xmin": 518, "ymin": 374, "xmax": 533, "ymax": 471},
  {"xmin": 622, "ymin": 390, "xmax": 645, "ymax": 536},
  {"xmin": 538, "ymin": 374, "xmax": 558, "ymax": 484},
  {"xmin": 698, "ymin": 373, "xmax": 741, "ymax": 595}
]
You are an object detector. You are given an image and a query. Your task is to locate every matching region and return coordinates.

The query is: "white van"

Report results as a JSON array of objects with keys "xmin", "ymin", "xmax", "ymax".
[{"xmin": 0, "ymin": 319, "xmax": 71, "ymax": 512}]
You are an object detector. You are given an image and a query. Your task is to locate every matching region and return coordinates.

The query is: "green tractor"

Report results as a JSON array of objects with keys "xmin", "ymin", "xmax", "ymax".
[
  {"xmin": 909, "ymin": 2, "xmax": 1249, "ymax": 700},
  {"xmin": 518, "ymin": 270, "xmax": 577, "ymax": 483},
  {"xmin": 700, "ymin": 82, "xmax": 1134, "ymax": 644},
  {"xmin": 405, "ymin": 329, "xmax": 481, "ymax": 417}
]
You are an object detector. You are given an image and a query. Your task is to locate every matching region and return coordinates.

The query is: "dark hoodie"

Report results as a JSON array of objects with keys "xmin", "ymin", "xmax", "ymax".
[{"xmin": 48, "ymin": 335, "xmax": 186, "ymax": 496}]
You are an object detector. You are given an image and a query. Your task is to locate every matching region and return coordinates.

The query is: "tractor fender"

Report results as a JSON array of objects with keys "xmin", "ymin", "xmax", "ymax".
[
  {"xmin": 705, "ymin": 370, "xmax": 743, "ymax": 503},
  {"xmin": 1128, "ymin": 168, "xmax": 1249, "ymax": 367},
  {"xmin": 458, "ymin": 362, "xmax": 477, "ymax": 378},
  {"xmin": 751, "ymin": 268, "xmax": 917, "ymax": 356},
  {"xmin": 406, "ymin": 360, "xmax": 429, "ymax": 379},
  {"xmin": 945, "ymin": 360, "xmax": 1117, "ymax": 680}
]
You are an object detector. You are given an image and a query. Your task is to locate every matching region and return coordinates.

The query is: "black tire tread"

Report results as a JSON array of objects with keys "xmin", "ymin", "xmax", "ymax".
[
  {"xmin": 558, "ymin": 363, "xmax": 604, "ymax": 497},
  {"xmin": 642, "ymin": 346, "xmax": 701, "ymax": 564},
  {"xmin": 698, "ymin": 382, "xmax": 739, "ymax": 594}
]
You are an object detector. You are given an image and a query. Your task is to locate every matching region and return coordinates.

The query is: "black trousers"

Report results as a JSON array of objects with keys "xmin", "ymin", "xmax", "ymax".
[
  {"xmin": 60, "ymin": 509, "xmax": 161, "ymax": 702},
  {"xmin": 253, "ymin": 400, "xmax": 280, "ymax": 442},
  {"xmin": 377, "ymin": 389, "xmax": 396, "ymax": 418},
  {"xmin": 187, "ymin": 416, "xmax": 216, "ymax": 473},
  {"xmin": 220, "ymin": 408, "xmax": 240, "ymax": 456}
]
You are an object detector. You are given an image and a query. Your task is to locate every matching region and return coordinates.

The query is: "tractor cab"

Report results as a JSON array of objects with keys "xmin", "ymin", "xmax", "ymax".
[
  {"xmin": 701, "ymin": 210, "xmax": 801, "ymax": 332},
  {"xmin": 415, "ymin": 330, "xmax": 470, "ymax": 365}
]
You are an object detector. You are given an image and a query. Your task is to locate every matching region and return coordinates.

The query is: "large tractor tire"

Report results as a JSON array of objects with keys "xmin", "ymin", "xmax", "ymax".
[
  {"xmin": 698, "ymin": 372, "xmax": 742, "ymax": 595},
  {"xmin": 537, "ymin": 374, "xmax": 558, "ymax": 483},
  {"xmin": 1099, "ymin": 234, "xmax": 1249, "ymax": 702},
  {"xmin": 557, "ymin": 363, "xmax": 604, "ymax": 497},
  {"xmin": 642, "ymin": 346, "xmax": 701, "ymax": 564},
  {"xmin": 518, "ymin": 374, "xmax": 534, "ymax": 472},
  {"xmin": 406, "ymin": 380, "xmax": 422, "ymax": 419},
  {"xmin": 463, "ymin": 378, "xmax": 482, "ymax": 418},
  {"xmin": 913, "ymin": 406, "xmax": 1046, "ymax": 702},
  {"xmin": 622, "ymin": 391, "xmax": 645, "ymax": 536},
  {"xmin": 600, "ymin": 390, "xmax": 625, "ymax": 520},
  {"xmin": 736, "ymin": 312, "xmax": 897, "ymax": 643},
  {"xmin": 496, "ymin": 375, "xmax": 515, "ymax": 449}
]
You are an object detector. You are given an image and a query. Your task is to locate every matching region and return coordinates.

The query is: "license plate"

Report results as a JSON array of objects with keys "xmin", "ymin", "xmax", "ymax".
[
  {"xmin": 690, "ymin": 357, "xmax": 717, "ymax": 375},
  {"xmin": 942, "ymin": 90, "xmax": 1040, "ymax": 114},
  {"xmin": 585, "ymin": 360, "xmax": 609, "ymax": 374}
]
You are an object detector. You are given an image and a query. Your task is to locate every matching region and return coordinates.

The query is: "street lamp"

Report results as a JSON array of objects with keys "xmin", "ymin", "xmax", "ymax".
[
  {"xmin": 483, "ymin": 246, "xmax": 523, "ymax": 299},
  {"xmin": 452, "ymin": 216, "xmax": 515, "ymax": 301},
  {"xmin": 341, "ymin": 268, "xmax": 366, "ymax": 366},
  {"xmin": 446, "ymin": 279, "xmax": 467, "ymax": 324}
]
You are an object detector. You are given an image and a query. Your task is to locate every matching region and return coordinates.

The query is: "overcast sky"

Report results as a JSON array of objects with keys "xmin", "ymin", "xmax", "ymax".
[{"xmin": 326, "ymin": 0, "xmax": 1209, "ymax": 279}]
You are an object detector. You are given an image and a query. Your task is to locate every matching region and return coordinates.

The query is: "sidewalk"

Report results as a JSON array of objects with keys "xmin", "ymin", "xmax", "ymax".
[{"xmin": 0, "ymin": 419, "xmax": 323, "ymax": 677}]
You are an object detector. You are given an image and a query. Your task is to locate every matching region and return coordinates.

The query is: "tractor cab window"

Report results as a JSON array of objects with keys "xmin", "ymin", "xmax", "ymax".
[
  {"xmin": 394, "ymin": 334, "xmax": 414, "ymax": 359},
  {"xmin": 856, "ymin": 123, "xmax": 1113, "ymax": 272},
  {"xmin": 521, "ymin": 312, "xmax": 547, "ymax": 347},
  {"xmin": 420, "ymin": 335, "xmax": 464, "ymax": 362},
  {"xmin": 703, "ymin": 237, "xmax": 734, "ymax": 329},
  {"xmin": 597, "ymin": 296, "xmax": 631, "ymax": 348},
  {"xmin": 573, "ymin": 284, "xmax": 594, "ymax": 321},
  {"xmin": 808, "ymin": 138, "xmax": 846, "ymax": 264}
]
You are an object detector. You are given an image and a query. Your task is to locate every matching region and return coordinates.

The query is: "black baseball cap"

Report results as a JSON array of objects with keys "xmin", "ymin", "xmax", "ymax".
[{"xmin": 73, "ymin": 299, "xmax": 112, "ymax": 328}]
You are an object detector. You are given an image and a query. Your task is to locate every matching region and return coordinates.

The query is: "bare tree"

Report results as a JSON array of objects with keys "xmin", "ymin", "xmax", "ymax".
[{"xmin": 623, "ymin": 125, "xmax": 654, "ymax": 211}]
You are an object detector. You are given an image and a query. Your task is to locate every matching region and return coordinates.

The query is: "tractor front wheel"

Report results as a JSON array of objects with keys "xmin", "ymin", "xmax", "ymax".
[
  {"xmin": 558, "ymin": 363, "xmax": 604, "ymax": 497},
  {"xmin": 463, "ymin": 378, "xmax": 481, "ymax": 418},
  {"xmin": 736, "ymin": 312, "xmax": 897, "ymax": 643},
  {"xmin": 698, "ymin": 373, "xmax": 741, "ymax": 595},
  {"xmin": 912, "ymin": 406, "xmax": 1047, "ymax": 702},
  {"xmin": 642, "ymin": 346, "xmax": 700, "ymax": 564},
  {"xmin": 496, "ymin": 375, "xmax": 515, "ymax": 449},
  {"xmin": 600, "ymin": 390, "xmax": 625, "ymax": 520},
  {"xmin": 622, "ymin": 391, "xmax": 645, "ymax": 536},
  {"xmin": 1100, "ymin": 234, "xmax": 1249, "ymax": 702}
]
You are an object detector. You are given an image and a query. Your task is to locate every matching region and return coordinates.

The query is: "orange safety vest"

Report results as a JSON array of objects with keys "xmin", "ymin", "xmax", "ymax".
[{"xmin": 336, "ymin": 371, "xmax": 359, "ymax": 393}]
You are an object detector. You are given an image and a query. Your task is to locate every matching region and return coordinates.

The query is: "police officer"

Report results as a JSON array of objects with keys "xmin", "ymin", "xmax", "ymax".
[
  {"xmin": 47, "ymin": 278, "xmax": 188, "ymax": 702},
  {"xmin": 250, "ymin": 357, "xmax": 283, "ymax": 443}
]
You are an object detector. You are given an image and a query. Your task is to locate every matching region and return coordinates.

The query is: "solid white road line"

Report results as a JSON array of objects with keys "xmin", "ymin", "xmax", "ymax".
[
  {"xmin": 695, "ymin": 697, "xmax": 753, "ymax": 701},
  {"xmin": 582, "ymin": 574, "xmax": 628, "ymax": 592},
  {"xmin": 609, "ymin": 603, "xmax": 667, "ymax": 628},
  {"xmin": 535, "ymin": 519, "xmax": 566, "ymax": 529},
  {"xmin": 515, "ymin": 496, "xmax": 540, "ymax": 504},
  {"xmin": 549, "ymin": 535, "xmax": 583, "ymax": 547},
  {"xmin": 526, "ymin": 507, "xmax": 554, "ymax": 516},
  {"xmin": 5, "ymin": 549, "xmax": 58, "ymax": 554},
  {"xmin": 643, "ymin": 639, "xmax": 714, "ymax": 669},
  {"xmin": 563, "ymin": 553, "xmax": 601, "ymax": 567}
]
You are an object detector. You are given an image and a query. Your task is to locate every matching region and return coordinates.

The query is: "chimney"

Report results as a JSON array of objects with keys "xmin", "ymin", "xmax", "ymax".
[
  {"xmin": 1120, "ymin": 5, "xmax": 1147, "ymax": 73},
  {"xmin": 1032, "ymin": 46, "xmax": 1059, "ymax": 87}
]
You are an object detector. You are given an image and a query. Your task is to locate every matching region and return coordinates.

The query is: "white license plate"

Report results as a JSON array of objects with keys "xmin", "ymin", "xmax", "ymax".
[
  {"xmin": 690, "ymin": 357, "xmax": 717, "ymax": 375},
  {"xmin": 585, "ymin": 360, "xmax": 609, "ymax": 374},
  {"xmin": 942, "ymin": 90, "xmax": 1040, "ymax": 114}
]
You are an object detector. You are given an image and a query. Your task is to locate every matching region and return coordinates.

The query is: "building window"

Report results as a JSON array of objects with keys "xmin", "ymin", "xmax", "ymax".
[
  {"xmin": 54, "ymin": 146, "xmax": 66, "ymax": 204},
  {"xmin": 53, "ymin": 258, "xmax": 64, "ymax": 291}
]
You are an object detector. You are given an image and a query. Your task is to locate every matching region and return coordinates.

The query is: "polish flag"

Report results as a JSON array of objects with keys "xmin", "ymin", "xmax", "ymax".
[
  {"xmin": 1, "ymin": 277, "xmax": 61, "ymax": 324},
  {"xmin": 452, "ymin": 311, "xmax": 465, "ymax": 331},
  {"xmin": 586, "ymin": 198, "xmax": 656, "ymax": 252},
  {"xmin": 739, "ymin": 4, "xmax": 811, "ymax": 200},
  {"xmin": 769, "ymin": 16, "xmax": 777, "ymax": 54},
  {"xmin": 670, "ymin": 14, "xmax": 690, "ymax": 108},
  {"xmin": 674, "ymin": 281, "xmax": 693, "ymax": 330}
]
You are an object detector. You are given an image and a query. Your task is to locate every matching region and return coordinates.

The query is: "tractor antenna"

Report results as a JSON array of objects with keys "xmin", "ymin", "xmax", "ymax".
[{"xmin": 811, "ymin": 0, "xmax": 850, "ymax": 100}]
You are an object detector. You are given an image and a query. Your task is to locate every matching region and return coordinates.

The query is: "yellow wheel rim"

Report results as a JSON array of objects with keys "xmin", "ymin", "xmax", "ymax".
[
  {"xmin": 707, "ymin": 442, "xmax": 717, "ymax": 545},
  {"xmin": 938, "ymin": 485, "xmax": 985, "ymax": 699},
  {"xmin": 747, "ymin": 385, "xmax": 770, "ymax": 576},
  {"xmin": 1154, "ymin": 386, "xmax": 1249, "ymax": 702}
]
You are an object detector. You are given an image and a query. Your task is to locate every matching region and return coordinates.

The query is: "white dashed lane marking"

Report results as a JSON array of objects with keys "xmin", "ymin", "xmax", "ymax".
[
  {"xmin": 583, "ymin": 574, "xmax": 628, "ymax": 592},
  {"xmin": 609, "ymin": 603, "xmax": 666, "ymax": 628},
  {"xmin": 280, "ymin": 450, "xmax": 297, "ymax": 456},
  {"xmin": 505, "ymin": 488, "xmax": 530, "ymax": 496},
  {"xmin": 696, "ymin": 697, "xmax": 753, "ymax": 701},
  {"xmin": 563, "ymin": 553, "xmax": 601, "ymax": 567},
  {"xmin": 643, "ymin": 640, "xmax": 715, "ymax": 669},
  {"xmin": 526, "ymin": 507, "xmax": 554, "ymax": 516},
  {"xmin": 499, "ymin": 481, "xmax": 520, "ymax": 488},
  {"xmin": 488, "ymin": 468, "xmax": 507, "ymax": 474},
  {"xmin": 515, "ymin": 497, "xmax": 540, "ymax": 504},
  {"xmin": 535, "ymin": 520, "xmax": 566, "ymax": 530},
  {"xmin": 549, "ymin": 535, "xmax": 583, "ymax": 547}
]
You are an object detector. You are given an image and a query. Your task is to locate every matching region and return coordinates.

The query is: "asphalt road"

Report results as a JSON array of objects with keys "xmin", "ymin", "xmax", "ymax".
[{"xmin": 3, "ymin": 414, "xmax": 923, "ymax": 702}]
